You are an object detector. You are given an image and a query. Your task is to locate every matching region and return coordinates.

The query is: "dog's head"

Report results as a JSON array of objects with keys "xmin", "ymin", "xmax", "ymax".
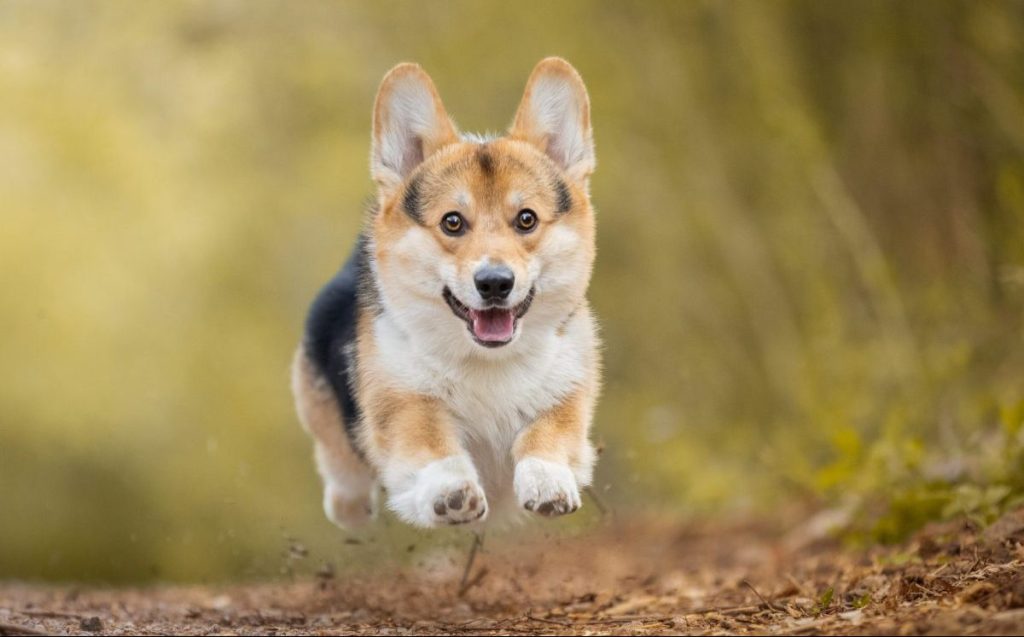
[{"xmin": 368, "ymin": 58, "xmax": 596, "ymax": 356}]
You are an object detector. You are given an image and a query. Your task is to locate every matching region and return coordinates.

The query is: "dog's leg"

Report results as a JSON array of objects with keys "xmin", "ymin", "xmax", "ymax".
[
  {"xmin": 361, "ymin": 389, "xmax": 487, "ymax": 528},
  {"xmin": 292, "ymin": 349, "xmax": 377, "ymax": 529},
  {"xmin": 512, "ymin": 390, "xmax": 596, "ymax": 517}
]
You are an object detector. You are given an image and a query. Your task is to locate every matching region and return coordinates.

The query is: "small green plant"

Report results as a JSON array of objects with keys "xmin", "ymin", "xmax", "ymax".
[
  {"xmin": 814, "ymin": 587, "xmax": 834, "ymax": 616},
  {"xmin": 852, "ymin": 593, "xmax": 872, "ymax": 609}
]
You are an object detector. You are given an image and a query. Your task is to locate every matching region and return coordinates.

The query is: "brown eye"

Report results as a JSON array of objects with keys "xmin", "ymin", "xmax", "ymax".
[
  {"xmin": 441, "ymin": 212, "xmax": 466, "ymax": 236},
  {"xmin": 515, "ymin": 208, "xmax": 538, "ymax": 233}
]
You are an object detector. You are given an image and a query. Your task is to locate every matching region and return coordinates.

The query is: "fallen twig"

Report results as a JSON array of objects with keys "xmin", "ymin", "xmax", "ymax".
[
  {"xmin": 457, "ymin": 532, "xmax": 485, "ymax": 597},
  {"xmin": 742, "ymin": 579, "xmax": 782, "ymax": 612},
  {"xmin": 526, "ymin": 614, "xmax": 573, "ymax": 626},
  {"xmin": 585, "ymin": 615, "xmax": 675, "ymax": 625},
  {"xmin": 683, "ymin": 603, "xmax": 767, "ymax": 616},
  {"xmin": 19, "ymin": 610, "xmax": 83, "ymax": 620},
  {"xmin": 0, "ymin": 623, "xmax": 48, "ymax": 636},
  {"xmin": 457, "ymin": 566, "xmax": 489, "ymax": 597}
]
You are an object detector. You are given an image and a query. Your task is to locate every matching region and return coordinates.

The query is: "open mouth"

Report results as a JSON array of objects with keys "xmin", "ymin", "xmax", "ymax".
[{"xmin": 443, "ymin": 287, "xmax": 535, "ymax": 348}]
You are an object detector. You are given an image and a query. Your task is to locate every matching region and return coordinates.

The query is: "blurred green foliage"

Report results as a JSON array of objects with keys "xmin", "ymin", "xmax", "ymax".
[{"xmin": 1, "ymin": 1, "xmax": 1022, "ymax": 582}]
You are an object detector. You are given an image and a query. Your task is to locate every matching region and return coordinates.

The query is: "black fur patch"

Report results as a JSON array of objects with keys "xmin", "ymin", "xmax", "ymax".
[
  {"xmin": 555, "ymin": 178, "xmax": 573, "ymax": 213},
  {"xmin": 402, "ymin": 174, "xmax": 424, "ymax": 223},
  {"xmin": 303, "ymin": 234, "xmax": 376, "ymax": 458},
  {"xmin": 476, "ymin": 146, "xmax": 495, "ymax": 176}
]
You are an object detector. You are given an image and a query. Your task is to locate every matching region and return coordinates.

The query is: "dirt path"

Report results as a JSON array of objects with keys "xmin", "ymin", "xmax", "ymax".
[{"xmin": 2, "ymin": 510, "xmax": 1023, "ymax": 636}]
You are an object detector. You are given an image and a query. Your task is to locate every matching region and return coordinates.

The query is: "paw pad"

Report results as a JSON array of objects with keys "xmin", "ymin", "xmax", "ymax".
[
  {"xmin": 429, "ymin": 482, "xmax": 487, "ymax": 525},
  {"xmin": 515, "ymin": 457, "xmax": 582, "ymax": 519}
]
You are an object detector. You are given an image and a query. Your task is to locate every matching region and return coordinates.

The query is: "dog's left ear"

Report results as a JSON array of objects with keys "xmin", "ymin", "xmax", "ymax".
[{"xmin": 509, "ymin": 58, "xmax": 595, "ymax": 184}]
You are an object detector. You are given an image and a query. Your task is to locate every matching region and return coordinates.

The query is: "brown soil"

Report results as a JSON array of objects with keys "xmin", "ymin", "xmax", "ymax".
[{"xmin": 2, "ymin": 510, "xmax": 1023, "ymax": 636}]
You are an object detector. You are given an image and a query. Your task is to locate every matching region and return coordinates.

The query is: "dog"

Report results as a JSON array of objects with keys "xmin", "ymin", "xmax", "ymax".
[{"xmin": 291, "ymin": 58, "xmax": 600, "ymax": 529}]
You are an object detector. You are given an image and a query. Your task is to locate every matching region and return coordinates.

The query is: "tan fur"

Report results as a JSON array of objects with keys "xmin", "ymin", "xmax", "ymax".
[
  {"xmin": 513, "ymin": 389, "xmax": 591, "ymax": 467},
  {"xmin": 360, "ymin": 377, "xmax": 461, "ymax": 465}
]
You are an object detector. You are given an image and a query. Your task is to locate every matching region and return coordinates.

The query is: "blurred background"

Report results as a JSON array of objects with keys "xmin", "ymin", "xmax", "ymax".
[{"xmin": 2, "ymin": 0, "xmax": 1023, "ymax": 583}]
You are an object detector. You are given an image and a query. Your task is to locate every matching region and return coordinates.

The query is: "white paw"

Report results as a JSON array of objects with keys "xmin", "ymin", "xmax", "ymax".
[
  {"xmin": 323, "ymin": 481, "xmax": 376, "ymax": 529},
  {"xmin": 389, "ymin": 456, "xmax": 488, "ymax": 528},
  {"xmin": 514, "ymin": 457, "xmax": 581, "ymax": 517}
]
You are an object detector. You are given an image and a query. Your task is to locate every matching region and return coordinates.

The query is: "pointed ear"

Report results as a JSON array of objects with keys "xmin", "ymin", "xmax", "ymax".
[
  {"xmin": 371, "ymin": 63, "xmax": 459, "ymax": 194},
  {"xmin": 509, "ymin": 57, "xmax": 594, "ymax": 183}
]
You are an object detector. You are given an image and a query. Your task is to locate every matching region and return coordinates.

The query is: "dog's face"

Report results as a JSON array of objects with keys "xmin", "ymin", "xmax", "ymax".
[{"xmin": 368, "ymin": 59, "xmax": 596, "ymax": 355}]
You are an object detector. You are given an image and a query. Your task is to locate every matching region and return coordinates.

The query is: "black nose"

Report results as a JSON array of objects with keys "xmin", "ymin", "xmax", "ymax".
[{"xmin": 474, "ymin": 265, "xmax": 515, "ymax": 302}]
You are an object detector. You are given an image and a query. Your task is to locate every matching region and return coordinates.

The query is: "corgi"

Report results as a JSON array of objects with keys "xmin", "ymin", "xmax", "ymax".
[{"xmin": 291, "ymin": 58, "xmax": 600, "ymax": 529}]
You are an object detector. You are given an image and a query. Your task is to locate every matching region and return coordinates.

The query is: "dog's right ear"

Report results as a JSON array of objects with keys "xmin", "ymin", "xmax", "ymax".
[{"xmin": 371, "ymin": 63, "xmax": 459, "ymax": 196}]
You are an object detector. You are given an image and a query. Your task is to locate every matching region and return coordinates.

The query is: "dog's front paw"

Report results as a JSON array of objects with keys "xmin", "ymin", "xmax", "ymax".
[
  {"xmin": 390, "ymin": 456, "xmax": 488, "ymax": 527},
  {"xmin": 514, "ymin": 457, "xmax": 581, "ymax": 517}
]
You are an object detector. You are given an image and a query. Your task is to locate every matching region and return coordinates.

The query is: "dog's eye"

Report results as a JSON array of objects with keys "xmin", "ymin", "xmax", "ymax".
[
  {"xmin": 514, "ymin": 209, "xmax": 538, "ymax": 233},
  {"xmin": 441, "ymin": 212, "xmax": 467, "ymax": 236}
]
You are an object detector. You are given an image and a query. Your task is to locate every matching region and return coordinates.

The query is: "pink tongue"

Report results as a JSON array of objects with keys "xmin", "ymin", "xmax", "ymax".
[{"xmin": 469, "ymin": 308, "xmax": 515, "ymax": 342}]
